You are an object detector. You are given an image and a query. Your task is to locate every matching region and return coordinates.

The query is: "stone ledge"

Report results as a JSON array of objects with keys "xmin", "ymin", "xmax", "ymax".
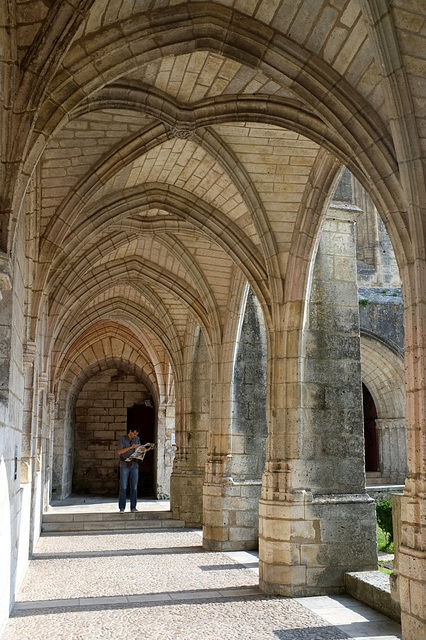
[{"xmin": 344, "ymin": 570, "xmax": 400, "ymax": 623}]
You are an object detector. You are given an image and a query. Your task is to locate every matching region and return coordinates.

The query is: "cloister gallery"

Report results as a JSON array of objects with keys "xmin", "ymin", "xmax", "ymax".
[{"xmin": 0, "ymin": 1, "xmax": 424, "ymax": 638}]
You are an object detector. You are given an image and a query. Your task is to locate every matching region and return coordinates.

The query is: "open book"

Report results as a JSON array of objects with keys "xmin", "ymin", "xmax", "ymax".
[{"xmin": 127, "ymin": 442, "xmax": 155, "ymax": 461}]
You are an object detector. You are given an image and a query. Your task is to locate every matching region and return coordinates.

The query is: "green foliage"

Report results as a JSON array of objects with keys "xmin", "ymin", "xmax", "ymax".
[
  {"xmin": 378, "ymin": 563, "xmax": 393, "ymax": 575},
  {"xmin": 376, "ymin": 500, "xmax": 393, "ymax": 546},
  {"xmin": 359, "ymin": 298, "xmax": 369, "ymax": 307},
  {"xmin": 377, "ymin": 524, "xmax": 394, "ymax": 553}
]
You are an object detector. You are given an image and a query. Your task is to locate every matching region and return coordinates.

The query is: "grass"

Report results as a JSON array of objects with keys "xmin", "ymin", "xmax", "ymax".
[
  {"xmin": 377, "ymin": 524, "xmax": 394, "ymax": 575},
  {"xmin": 377, "ymin": 524, "xmax": 394, "ymax": 553}
]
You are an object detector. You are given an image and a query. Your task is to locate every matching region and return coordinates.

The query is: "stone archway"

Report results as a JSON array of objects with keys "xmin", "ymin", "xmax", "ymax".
[
  {"xmin": 361, "ymin": 335, "xmax": 407, "ymax": 486},
  {"xmin": 363, "ymin": 383, "xmax": 380, "ymax": 474},
  {"xmin": 73, "ymin": 368, "xmax": 154, "ymax": 497}
]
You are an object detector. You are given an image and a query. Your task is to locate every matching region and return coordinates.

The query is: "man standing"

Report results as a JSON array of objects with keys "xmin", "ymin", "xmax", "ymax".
[{"xmin": 118, "ymin": 427, "xmax": 141, "ymax": 513}]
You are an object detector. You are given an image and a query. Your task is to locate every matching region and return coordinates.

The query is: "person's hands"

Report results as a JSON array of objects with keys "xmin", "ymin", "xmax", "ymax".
[{"xmin": 132, "ymin": 443, "xmax": 138, "ymax": 449}]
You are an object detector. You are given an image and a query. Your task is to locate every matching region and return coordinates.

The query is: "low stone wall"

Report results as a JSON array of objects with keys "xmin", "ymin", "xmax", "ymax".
[
  {"xmin": 345, "ymin": 570, "xmax": 401, "ymax": 623},
  {"xmin": 366, "ymin": 486, "xmax": 403, "ymax": 502}
]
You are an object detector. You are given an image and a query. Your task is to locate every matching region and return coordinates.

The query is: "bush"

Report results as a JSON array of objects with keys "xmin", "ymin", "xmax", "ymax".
[{"xmin": 376, "ymin": 500, "xmax": 393, "ymax": 545}]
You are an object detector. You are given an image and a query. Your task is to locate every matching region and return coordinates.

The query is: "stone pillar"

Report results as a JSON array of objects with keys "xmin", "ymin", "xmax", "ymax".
[
  {"xmin": 171, "ymin": 328, "xmax": 209, "ymax": 526},
  {"xmin": 226, "ymin": 288, "xmax": 267, "ymax": 548},
  {"xmin": 156, "ymin": 401, "xmax": 175, "ymax": 499},
  {"xmin": 0, "ymin": 252, "xmax": 13, "ymax": 424},
  {"xmin": 376, "ymin": 418, "xmax": 407, "ymax": 485},
  {"xmin": 21, "ymin": 341, "xmax": 36, "ymax": 484},
  {"xmin": 44, "ymin": 393, "xmax": 55, "ymax": 509},
  {"xmin": 397, "ymin": 260, "xmax": 426, "ymax": 639},
  {"xmin": 203, "ymin": 288, "xmax": 267, "ymax": 551},
  {"xmin": 259, "ymin": 204, "xmax": 377, "ymax": 596},
  {"xmin": 51, "ymin": 388, "xmax": 71, "ymax": 500},
  {"xmin": 389, "ymin": 493, "xmax": 401, "ymax": 609}
]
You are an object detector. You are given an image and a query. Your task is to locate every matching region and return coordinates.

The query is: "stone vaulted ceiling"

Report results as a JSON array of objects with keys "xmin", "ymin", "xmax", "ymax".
[{"xmin": 6, "ymin": 0, "xmax": 424, "ymax": 401}]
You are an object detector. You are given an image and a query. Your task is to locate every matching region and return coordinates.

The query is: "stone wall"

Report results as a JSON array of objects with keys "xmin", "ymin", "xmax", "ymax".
[
  {"xmin": 73, "ymin": 370, "xmax": 151, "ymax": 495},
  {"xmin": 358, "ymin": 288, "xmax": 404, "ymax": 356}
]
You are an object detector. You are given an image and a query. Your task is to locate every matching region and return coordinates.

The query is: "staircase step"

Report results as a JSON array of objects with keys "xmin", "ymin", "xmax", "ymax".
[
  {"xmin": 41, "ymin": 511, "xmax": 186, "ymax": 533},
  {"xmin": 366, "ymin": 475, "xmax": 391, "ymax": 486},
  {"xmin": 43, "ymin": 510, "xmax": 175, "ymax": 523}
]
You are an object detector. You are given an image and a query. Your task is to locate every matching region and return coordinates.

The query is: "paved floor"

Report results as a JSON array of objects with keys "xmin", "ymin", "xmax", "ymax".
[{"xmin": 1, "ymin": 498, "xmax": 402, "ymax": 640}]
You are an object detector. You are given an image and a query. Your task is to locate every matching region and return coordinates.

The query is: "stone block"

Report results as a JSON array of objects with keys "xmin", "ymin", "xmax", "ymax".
[
  {"xmin": 203, "ymin": 526, "xmax": 229, "ymax": 545},
  {"xmin": 399, "ymin": 550, "xmax": 426, "ymax": 582},
  {"xmin": 260, "ymin": 562, "xmax": 307, "ymax": 592},
  {"xmin": 235, "ymin": 509, "xmax": 258, "ymax": 528},
  {"xmin": 229, "ymin": 526, "xmax": 257, "ymax": 541},
  {"xmin": 290, "ymin": 519, "xmax": 317, "ymax": 543},
  {"xmin": 204, "ymin": 509, "xmax": 228, "ymax": 528},
  {"xmin": 259, "ymin": 499, "xmax": 306, "ymax": 520},
  {"xmin": 230, "ymin": 434, "xmax": 245, "ymax": 454},
  {"xmin": 259, "ymin": 540, "xmax": 301, "ymax": 565},
  {"xmin": 240, "ymin": 483, "xmax": 262, "ymax": 498},
  {"xmin": 307, "ymin": 565, "xmax": 346, "ymax": 589},
  {"xmin": 260, "ymin": 517, "xmax": 291, "ymax": 541}
]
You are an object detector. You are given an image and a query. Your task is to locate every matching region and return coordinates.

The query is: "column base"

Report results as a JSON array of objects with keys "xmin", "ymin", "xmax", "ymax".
[
  {"xmin": 203, "ymin": 477, "xmax": 262, "ymax": 551},
  {"xmin": 170, "ymin": 470, "xmax": 204, "ymax": 527},
  {"xmin": 259, "ymin": 491, "xmax": 377, "ymax": 596}
]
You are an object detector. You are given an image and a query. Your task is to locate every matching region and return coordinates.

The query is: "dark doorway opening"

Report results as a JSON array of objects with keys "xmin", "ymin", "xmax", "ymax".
[
  {"xmin": 127, "ymin": 403, "xmax": 156, "ymax": 498},
  {"xmin": 362, "ymin": 383, "xmax": 379, "ymax": 472}
]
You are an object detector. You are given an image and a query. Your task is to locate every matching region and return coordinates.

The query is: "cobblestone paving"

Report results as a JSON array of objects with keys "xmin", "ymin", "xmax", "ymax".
[
  {"xmin": 19, "ymin": 549, "xmax": 259, "ymax": 601},
  {"xmin": 35, "ymin": 529, "xmax": 203, "ymax": 554},
  {"xmin": 3, "ymin": 599, "xmax": 350, "ymax": 640},
  {"xmin": 1, "ymin": 529, "xmax": 352, "ymax": 640}
]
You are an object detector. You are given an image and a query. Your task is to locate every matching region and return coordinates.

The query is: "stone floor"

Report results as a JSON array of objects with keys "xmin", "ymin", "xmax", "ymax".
[{"xmin": 1, "ymin": 498, "xmax": 402, "ymax": 640}]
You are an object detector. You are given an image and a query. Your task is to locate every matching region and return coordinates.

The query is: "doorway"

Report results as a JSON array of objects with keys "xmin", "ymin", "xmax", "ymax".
[
  {"xmin": 127, "ymin": 403, "xmax": 156, "ymax": 498},
  {"xmin": 362, "ymin": 383, "xmax": 379, "ymax": 472}
]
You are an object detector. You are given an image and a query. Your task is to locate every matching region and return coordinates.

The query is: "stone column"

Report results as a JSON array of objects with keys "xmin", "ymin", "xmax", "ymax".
[
  {"xmin": 156, "ymin": 401, "xmax": 175, "ymax": 499},
  {"xmin": 21, "ymin": 341, "xmax": 37, "ymax": 484},
  {"xmin": 376, "ymin": 418, "xmax": 407, "ymax": 485},
  {"xmin": 0, "ymin": 253, "xmax": 13, "ymax": 425},
  {"xmin": 171, "ymin": 329, "xmax": 209, "ymax": 527},
  {"xmin": 397, "ymin": 260, "xmax": 426, "ymax": 639},
  {"xmin": 203, "ymin": 288, "xmax": 267, "ymax": 551},
  {"xmin": 389, "ymin": 493, "xmax": 401, "ymax": 611},
  {"xmin": 51, "ymin": 387, "xmax": 72, "ymax": 500},
  {"xmin": 43, "ymin": 393, "xmax": 55, "ymax": 509},
  {"xmin": 259, "ymin": 204, "xmax": 377, "ymax": 595},
  {"xmin": 226, "ymin": 288, "xmax": 267, "ymax": 549}
]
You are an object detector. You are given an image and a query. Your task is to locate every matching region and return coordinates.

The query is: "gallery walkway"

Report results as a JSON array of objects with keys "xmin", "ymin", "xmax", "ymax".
[{"xmin": 1, "ymin": 498, "xmax": 402, "ymax": 640}]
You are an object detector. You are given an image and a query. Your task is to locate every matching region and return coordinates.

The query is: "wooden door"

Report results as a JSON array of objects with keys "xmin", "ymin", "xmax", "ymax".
[{"xmin": 127, "ymin": 403, "xmax": 156, "ymax": 497}]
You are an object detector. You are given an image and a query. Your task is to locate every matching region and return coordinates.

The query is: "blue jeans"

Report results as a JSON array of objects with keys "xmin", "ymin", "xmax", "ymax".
[{"xmin": 119, "ymin": 464, "xmax": 139, "ymax": 511}]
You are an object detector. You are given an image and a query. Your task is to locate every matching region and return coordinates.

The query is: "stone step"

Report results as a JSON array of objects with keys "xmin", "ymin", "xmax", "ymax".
[
  {"xmin": 43, "ymin": 510, "xmax": 176, "ymax": 523},
  {"xmin": 41, "ymin": 511, "xmax": 186, "ymax": 533},
  {"xmin": 366, "ymin": 473, "xmax": 391, "ymax": 486}
]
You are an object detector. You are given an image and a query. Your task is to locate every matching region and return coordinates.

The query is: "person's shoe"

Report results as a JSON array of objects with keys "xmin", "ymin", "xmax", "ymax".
[
  {"xmin": 119, "ymin": 510, "xmax": 125, "ymax": 514},
  {"xmin": 131, "ymin": 508, "xmax": 138, "ymax": 512}
]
